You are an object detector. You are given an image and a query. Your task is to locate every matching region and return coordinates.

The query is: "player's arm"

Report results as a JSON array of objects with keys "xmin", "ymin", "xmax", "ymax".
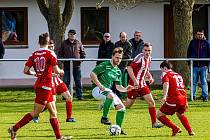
[
  {"xmin": 23, "ymin": 66, "xmax": 36, "ymax": 76},
  {"xmin": 127, "ymin": 65, "xmax": 139, "ymax": 87},
  {"xmin": 146, "ymin": 70, "xmax": 154, "ymax": 84},
  {"xmin": 53, "ymin": 65, "xmax": 64, "ymax": 75},
  {"xmin": 90, "ymin": 72, "xmax": 105, "ymax": 91},
  {"xmin": 116, "ymin": 85, "xmax": 133, "ymax": 92},
  {"xmin": 161, "ymin": 82, "xmax": 169, "ymax": 104}
]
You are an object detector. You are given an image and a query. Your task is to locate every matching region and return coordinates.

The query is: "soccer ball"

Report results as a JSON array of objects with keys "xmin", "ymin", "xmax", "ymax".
[{"xmin": 109, "ymin": 124, "xmax": 121, "ymax": 136}]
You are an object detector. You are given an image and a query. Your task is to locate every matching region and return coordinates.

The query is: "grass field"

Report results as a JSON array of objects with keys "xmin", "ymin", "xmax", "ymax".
[{"xmin": 0, "ymin": 87, "xmax": 210, "ymax": 140}]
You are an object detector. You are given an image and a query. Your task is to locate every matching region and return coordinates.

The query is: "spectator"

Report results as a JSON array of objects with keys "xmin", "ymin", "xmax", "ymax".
[
  {"xmin": 96, "ymin": 33, "xmax": 114, "ymax": 65},
  {"xmin": 114, "ymin": 32, "xmax": 132, "ymax": 98},
  {"xmin": 0, "ymin": 38, "xmax": 5, "ymax": 59},
  {"xmin": 187, "ymin": 29, "xmax": 210, "ymax": 101},
  {"xmin": 129, "ymin": 31, "xmax": 144, "ymax": 58},
  {"xmin": 58, "ymin": 29, "xmax": 86, "ymax": 100}
]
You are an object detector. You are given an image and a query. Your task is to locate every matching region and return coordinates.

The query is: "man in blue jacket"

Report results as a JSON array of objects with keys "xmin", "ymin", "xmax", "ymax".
[{"xmin": 187, "ymin": 29, "xmax": 210, "ymax": 101}]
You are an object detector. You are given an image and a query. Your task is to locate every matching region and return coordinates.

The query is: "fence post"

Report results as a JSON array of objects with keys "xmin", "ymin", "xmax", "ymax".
[
  {"xmin": 190, "ymin": 60, "xmax": 193, "ymax": 101},
  {"xmin": 70, "ymin": 60, "xmax": 74, "ymax": 97}
]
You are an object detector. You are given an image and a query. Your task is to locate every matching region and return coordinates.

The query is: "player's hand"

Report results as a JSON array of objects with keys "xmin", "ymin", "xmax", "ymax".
[
  {"xmin": 133, "ymin": 79, "xmax": 139, "ymax": 89},
  {"xmin": 148, "ymin": 78, "xmax": 154, "ymax": 85},
  {"xmin": 99, "ymin": 84, "xmax": 105, "ymax": 91},
  {"xmin": 59, "ymin": 69, "xmax": 64, "ymax": 76},
  {"xmin": 160, "ymin": 97, "xmax": 166, "ymax": 105},
  {"xmin": 126, "ymin": 85, "xmax": 134, "ymax": 92}
]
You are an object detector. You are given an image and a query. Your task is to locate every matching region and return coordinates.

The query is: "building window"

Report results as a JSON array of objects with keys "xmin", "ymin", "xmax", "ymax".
[
  {"xmin": 0, "ymin": 7, "xmax": 28, "ymax": 47},
  {"xmin": 81, "ymin": 7, "xmax": 109, "ymax": 45}
]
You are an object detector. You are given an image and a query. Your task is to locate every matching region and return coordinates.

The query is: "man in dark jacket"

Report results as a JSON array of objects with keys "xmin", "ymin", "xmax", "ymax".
[
  {"xmin": 96, "ymin": 33, "xmax": 114, "ymax": 65},
  {"xmin": 187, "ymin": 29, "xmax": 210, "ymax": 101},
  {"xmin": 58, "ymin": 29, "xmax": 86, "ymax": 100},
  {"xmin": 0, "ymin": 38, "xmax": 5, "ymax": 59},
  {"xmin": 129, "ymin": 31, "xmax": 144, "ymax": 58},
  {"xmin": 114, "ymin": 32, "xmax": 132, "ymax": 98}
]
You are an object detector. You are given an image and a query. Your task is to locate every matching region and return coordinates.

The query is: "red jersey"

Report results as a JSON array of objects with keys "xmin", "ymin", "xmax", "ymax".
[
  {"xmin": 128, "ymin": 53, "xmax": 151, "ymax": 88},
  {"xmin": 25, "ymin": 48, "xmax": 57, "ymax": 89},
  {"xmin": 162, "ymin": 70, "xmax": 187, "ymax": 105}
]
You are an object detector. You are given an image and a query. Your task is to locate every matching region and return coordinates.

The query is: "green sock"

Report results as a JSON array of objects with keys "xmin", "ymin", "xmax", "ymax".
[
  {"xmin": 103, "ymin": 98, "xmax": 113, "ymax": 118},
  {"xmin": 116, "ymin": 110, "xmax": 125, "ymax": 127}
]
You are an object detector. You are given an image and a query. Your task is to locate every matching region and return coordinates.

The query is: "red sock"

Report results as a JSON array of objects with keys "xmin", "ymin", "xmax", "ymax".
[
  {"xmin": 13, "ymin": 113, "xmax": 33, "ymax": 132},
  {"xmin": 158, "ymin": 115, "xmax": 178, "ymax": 130},
  {"xmin": 66, "ymin": 101, "xmax": 72, "ymax": 119},
  {"xmin": 149, "ymin": 107, "xmax": 156, "ymax": 125},
  {"xmin": 50, "ymin": 118, "xmax": 62, "ymax": 139},
  {"xmin": 178, "ymin": 115, "xmax": 192, "ymax": 133}
]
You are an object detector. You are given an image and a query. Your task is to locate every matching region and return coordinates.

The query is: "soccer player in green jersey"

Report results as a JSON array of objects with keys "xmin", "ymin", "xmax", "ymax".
[{"xmin": 90, "ymin": 47, "xmax": 133, "ymax": 135}]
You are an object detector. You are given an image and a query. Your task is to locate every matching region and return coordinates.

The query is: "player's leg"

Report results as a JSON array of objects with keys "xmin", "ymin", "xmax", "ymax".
[
  {"xmin": 57, "ymin": 82, "xmax": 76, "ymax": 122},
  {"xmin": 157, "ymin": 103, "xmax": 182, "ymax": 136},
  {"xmin": 8, "ymin": 88, "xmax": 49, "ymax": 139},
  {"xmin": 33, "ymin": 87, "xmax": 57, "ymax": 123},
  {"xmin": 143, "ymin": 93, "xmax": 158, "ymax": 127},
  {"xmin": 8, "ymin": 102, "xmax": 44, "ymax": 140},
  {"xmin": 92, "ymin": 86, "xmax": 106, "ymax": 110},
  {"xmin": 123, "ymin": 98, "xmax": 135, "ymax": 108},
  {"xmin": 47, "ymin": 100, "xmax": 66, "ymax": 140},
  {"xmin": 101, "ymin": 91, "xmax": 114, "ymax": 125},
  {"xmin": 176, "ymin": 112, "xmax": 194, "ymax": 136},
  {"xmin": 114, "ymin": 95, "xmax": 127, "ymax": 135},
  {"xmin": 61, "ymin": 90, "xmax": 76, "ymax": 122}
]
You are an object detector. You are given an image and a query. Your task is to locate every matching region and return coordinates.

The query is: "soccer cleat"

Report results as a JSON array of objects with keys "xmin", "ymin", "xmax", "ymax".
[
  {"xmin": 101, "ymin": 117, "xmax": 111, "ymax": 125},
  {"xmin": 120, "ymin": 129, "xmax": 127, "ymax": 135},
  {"xmin": 98, "ymin": 103, "xmax": 104, "ymax": 111},
  {"xmin": 152, "ymin": 122, "xmax": 164, "ymax": 128},
  {"xmin": 8, "ymin": 127, "xmax": 17, "ymax": 140},
  {"xmin": 66, "ymin": 118, "xmax": 77, "ymax": 122},
  {"xmin": 189, "ymin": 131, "xmax": 195, "ymax": 136},
  {"xmin": 57, "ymin": 136, "xmax": 72, "ymax": 140},
  {"xmin": 172, "ymin": 127, "xmax": 182, "ymax": 136},
  {"xmin": 33, "ymin": 117, "xmax": 39, "ymax": 123}
]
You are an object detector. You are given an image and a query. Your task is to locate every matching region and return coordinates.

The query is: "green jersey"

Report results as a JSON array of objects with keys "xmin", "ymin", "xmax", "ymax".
[{"xmin": 92, "ymin": 61, "xmax": 122, "ymax": 89}]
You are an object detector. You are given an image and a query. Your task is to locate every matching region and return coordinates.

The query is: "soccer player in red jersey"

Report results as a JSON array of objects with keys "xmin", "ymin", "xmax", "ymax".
[
  {"xmin": 33, "ymin": 41, "xmax": 76, "ymax": 123},
  {"xmin": 157, "ymin": 60, "xmax": 195, "ymax": 136},
  {"xmin": 49, "ymin": 41, "xmax": 76, "ymax": 122},
  {"xmin": 8, "ymin": 33, "xmax": 71, "ymax": 140},
  {"xmin": 124, "ymin": 43, "xmax": 163, "ymax": 128}
]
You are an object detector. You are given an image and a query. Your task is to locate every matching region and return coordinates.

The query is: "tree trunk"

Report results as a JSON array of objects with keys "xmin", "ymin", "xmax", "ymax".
[
  {"xmin": 36, "ymin": 0, "xmax": 75, "ymax": 55},
  {"xmin": 171, "ymin": 0, "xmax": 195, "ymax": 86}
]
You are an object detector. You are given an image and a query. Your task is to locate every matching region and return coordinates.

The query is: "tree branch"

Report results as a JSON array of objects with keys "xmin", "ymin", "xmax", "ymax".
[
  {"xmin": 36, "ymin": 0, "xmax": 49, "ymax": 20},
  {"xmin": 62, "ymin": 0, "xmax": 75, "ymax": 28}
]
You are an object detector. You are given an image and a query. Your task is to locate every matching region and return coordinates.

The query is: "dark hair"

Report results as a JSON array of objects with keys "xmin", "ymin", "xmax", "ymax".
[
  {"xmin": 49, "ymin": 40, "xmax": 54, "ymax": 44},
  {"xmin": 197, "ymin": 29, "xmax": 204, "ymax": 33},
  {"xmin": 143, "ymin": 42, "xmax": 152, "ymax": 48},
  {"xmin": 160, "ymin": 60, "xmax": 173, "ymax": 69},
  {"xmin": 112, "ymin": 47, "xmax": 123, "ymax": 56},
  {"xmin": 39, "ymin": 33, "xmax": 49, "ymax": 45}
]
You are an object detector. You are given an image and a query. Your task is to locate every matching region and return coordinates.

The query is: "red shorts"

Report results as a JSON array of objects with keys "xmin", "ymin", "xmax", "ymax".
[
  {"xmin": 52, "ymin": 82, "xmax": 68, "ymax": 95},
  {"xmin": 160, "ymin": 102, "xmax": 187, "ymax": 115},
  {"xmin": 127, "ymin": 86, "xmax": 151, "ymax": 99},
  {"xmin": 34, "ymin": 88, "xmax": 53, "ymax": 105},
  {"xmin": 56, "ymin": 82, "xmax": 68, "ymax": 95}
]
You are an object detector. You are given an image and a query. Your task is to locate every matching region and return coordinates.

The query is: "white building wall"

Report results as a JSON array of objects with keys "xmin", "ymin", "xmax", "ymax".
[
  {"xmin": 0, "ymin": 0, "xmax": 48, "ymax": 79},
  {"xmin": 0, "ymin": 0, "xmax": 165, "ymax": 80}
]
